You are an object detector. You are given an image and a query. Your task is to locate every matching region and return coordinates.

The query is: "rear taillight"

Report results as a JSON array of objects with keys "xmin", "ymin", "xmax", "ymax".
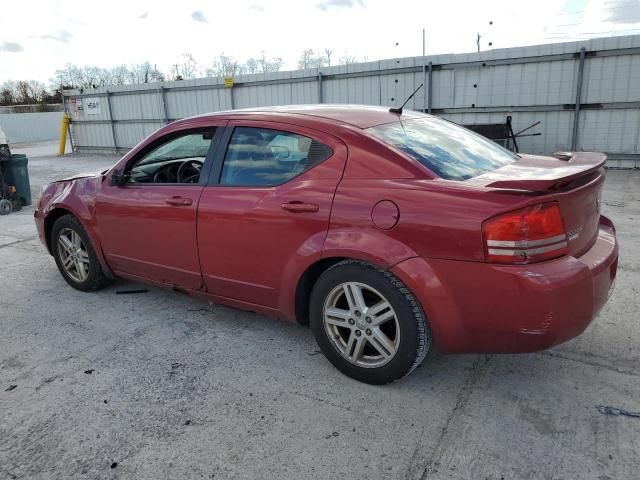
[{"xmin": 483, "ymin": 202, "xmax": 568, "ymax": 264}]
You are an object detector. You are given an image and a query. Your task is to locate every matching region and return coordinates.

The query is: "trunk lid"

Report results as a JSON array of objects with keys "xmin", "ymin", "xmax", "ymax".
[{"xmin": 470, "ymin": 152, "xmax": 605, "ymax": 257}]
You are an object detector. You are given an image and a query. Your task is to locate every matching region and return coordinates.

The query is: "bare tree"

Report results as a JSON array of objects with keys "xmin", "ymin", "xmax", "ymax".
[
  {"xmin": 258, "ymin": 51, "xmax": 283, "ymax": 73},
  {"xmin": 0, "ymin": 88, "xmax": 14, "ymax": 105},
  {"xmin": 206, "ymin": 54, "xmax": 243, "ymax": 77},
  {"xmin": 47, "ymin": 49, "xmax": 283, "ymax": 90},
  {"xmin": 324, "ymin": 48, "xmax": 334, "ymax": 67},
  {"xmin": 0, "ymin": 80, "xmax": 48, "ymax": 105},
  {"xmin": 339, "ymin": 54, "xmax": 357, "ymax": 65},
  {"xmin": 54, "ymin": 64, "xmax": 78, "ymax": 88},
  {"xmin": 150, "ymin": 66, "xmax": 165, "ymax": 82},
  {"xmin": 315, "ymin": 53, "xmax": 327, "ymax": 69},
  {"xmin": 0, "ymin": 80, "xmax": 17, "ymax": 105},
  {"xmin": 15, "ymin": 81, "xmax": 32, "ymax": 103},
  {"xmin": 245, "ymin": 58, "xmax": 259, "ymax": 74},
  {"xmin": 267, "ymin": 57, "xmax": 283, "ymax": 72},
  {"xmin": 82, "ymin": 66, "xmax": 105, "ymax": 88},
  {"xmin": 180, "ymin": 53, "xmax": 198, "ymax": 79},
  {"xmin": 170, "ymin": 64, "xmax": 183, "ymax": 81},
  {"xmin": 298, "ymin": 49, "xmax": 316, "ymax": 70},
  {"xmin": 298, "ymin": 49, "xmax": 332, "ymax": 70},
  {"xmin": 259, "ymin": 51, "xmax": 268, "ymax": 73},
  {"xmin": 53, "ymin": 64, "xmax": 108, "ymax": 89},
  {"xmin": 129, "ymin": 62, "xmax": 151, "ymax": 84},
  {"xmin": 109, "ymin": 65, "xmax": 130, "ymax": 86},
  {"xmin": 27, "ymin": 80, "xmax": 46, "ymax": 101}
]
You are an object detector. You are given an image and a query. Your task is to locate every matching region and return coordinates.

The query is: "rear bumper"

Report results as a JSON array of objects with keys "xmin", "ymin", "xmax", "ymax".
[{"xmin": 391, "ymin": 215, "xmax": 618, "ymax": 353}]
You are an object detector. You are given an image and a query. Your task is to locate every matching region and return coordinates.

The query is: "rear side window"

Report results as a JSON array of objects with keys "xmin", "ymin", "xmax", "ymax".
[
  {"xmin": 367, "ymin": 116, "xmax": 518, "ymax": 180},
  {"xmin": 220, "ymin": 127, "xmax": 333, "ymax": 186}
]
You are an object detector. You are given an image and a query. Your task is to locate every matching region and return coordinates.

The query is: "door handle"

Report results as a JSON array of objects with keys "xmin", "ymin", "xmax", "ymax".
[
  {"xmin": 280, "ymin": 201, "xmax": 319, "ymax": 213},
  {"xmin": 165, "ymin": 196, "xmax": 193, "ymax": 206}
]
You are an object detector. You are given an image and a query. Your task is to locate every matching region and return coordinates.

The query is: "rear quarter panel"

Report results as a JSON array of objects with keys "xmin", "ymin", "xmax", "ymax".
[{"xmin": 325, "ymin": 177, "xmax": 537, "ymax": 264}]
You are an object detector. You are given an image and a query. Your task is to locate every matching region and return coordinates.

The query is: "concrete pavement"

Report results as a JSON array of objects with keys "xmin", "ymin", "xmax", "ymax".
[{"xmin": 1, "ymin": 142, "xmax": 638, "ymax": 479}]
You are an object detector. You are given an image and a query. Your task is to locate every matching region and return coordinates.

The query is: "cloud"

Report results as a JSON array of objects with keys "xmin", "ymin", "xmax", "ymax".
[
  {"xmin": 0, "ymin": 41, "xmax": 23, "ymax": 52},
  {"xmin": 191, "ymin": 10, "xmax": 208, "ymax": 22},
  {"xmin": 138, "ymin": 12, "xmax": 149, "ymax": 19},
  {"xmin": 37, "ymin": 30, "xmax": 73, "ymax": 43},
  {"xmin": 603, "ymin": 0, "xmax": 640, "ymax": 24},
  {"xmin": 249, "ymin": 4, "xmax": 264, "ymax": 11},
  {"xmin": 316, "ymin": 0, "xmax": 365, "ymax": 11}
]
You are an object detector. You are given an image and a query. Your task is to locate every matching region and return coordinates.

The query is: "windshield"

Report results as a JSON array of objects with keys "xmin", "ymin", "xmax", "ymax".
[{"xmin": 367, "ymin": 116, "xmax": 519, "ymax": 180}]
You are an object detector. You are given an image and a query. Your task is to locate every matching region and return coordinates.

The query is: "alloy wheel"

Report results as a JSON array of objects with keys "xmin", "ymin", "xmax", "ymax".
[
  {"xmin": 57, "ymin": 228, "xmax": 90, "ymax": 283},
  {"xmin": 323, "ymin": 282, "xmax": 400, "ymax": 368}
]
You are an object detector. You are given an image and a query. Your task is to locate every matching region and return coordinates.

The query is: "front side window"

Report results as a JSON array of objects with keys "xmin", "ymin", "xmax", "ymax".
[
  {"xmin": 220, "ymin": 127, "xmax": 333, "ymax": 186},
  {"xmin": 128, "ymin": 130, "xmax": 215, "ymax": 184},
  {"xmin": 367, "ymin": 117, "xmax": 518, "ymax": 181}
]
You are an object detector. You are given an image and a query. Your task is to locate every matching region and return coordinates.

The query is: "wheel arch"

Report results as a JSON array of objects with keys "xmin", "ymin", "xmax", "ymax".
[
  {"xmin": 294, "ymin": 256, "xmax": 347, "ymax": 325},
  {"xmin": 292, "ymin": 250, "xmax": 406, "ymax": 325},
  {"xmin": 44, "ymin": 207, "xmax": 74, "ymax": 254},
  {"xmin": 289, "ymin": 229, "xmax": 419, "ymax": 325},
  {"xmin": 44, "ymin": 206, "xmax": 115, "ymax": 279}
]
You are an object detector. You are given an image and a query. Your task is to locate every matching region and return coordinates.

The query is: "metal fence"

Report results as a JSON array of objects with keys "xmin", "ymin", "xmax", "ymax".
[{"xmin": 64, "ymin": 34, "xmax": 640, "ymax": 168}]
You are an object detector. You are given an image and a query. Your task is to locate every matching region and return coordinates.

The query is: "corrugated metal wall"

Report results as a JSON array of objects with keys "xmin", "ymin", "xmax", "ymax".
[
  {"xmin": 0, "ymin": 112, "xmax": 64, "ymax": 143},
  {"xmin": 64, "ymin": 35, "xmax": 640, "ymax": 167}
]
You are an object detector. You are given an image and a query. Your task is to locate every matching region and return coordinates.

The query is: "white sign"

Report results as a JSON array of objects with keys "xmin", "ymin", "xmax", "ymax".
[{"xmin": 85, "ymin": 97, "xmax": 101, "ymax": 115}]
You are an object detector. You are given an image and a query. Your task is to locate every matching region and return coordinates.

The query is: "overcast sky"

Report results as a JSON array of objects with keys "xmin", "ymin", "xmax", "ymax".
[{"xmin": 1, "ymin": 0, "xmax": 640, "ymax": 84}]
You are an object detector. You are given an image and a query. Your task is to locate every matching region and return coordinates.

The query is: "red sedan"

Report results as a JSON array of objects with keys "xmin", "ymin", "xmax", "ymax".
[{"xmin": 34, "ymin": 105, "xmax": 618, "ymax": 384}]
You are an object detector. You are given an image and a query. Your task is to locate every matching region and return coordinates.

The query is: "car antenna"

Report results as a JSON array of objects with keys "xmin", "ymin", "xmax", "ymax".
[{"xmin": 389, "ymin": 83, "xmax": 424, "ymax": 115}]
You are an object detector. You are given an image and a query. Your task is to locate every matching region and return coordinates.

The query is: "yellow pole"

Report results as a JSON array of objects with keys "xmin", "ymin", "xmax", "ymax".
[{"xmin": 58, "ymin": 114, "xmax": 69, "ymax": 156}]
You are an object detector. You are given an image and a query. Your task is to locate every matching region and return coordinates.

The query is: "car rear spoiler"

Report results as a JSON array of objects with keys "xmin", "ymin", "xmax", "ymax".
[{"xmin": 482, "ymin": 152, "xmax": 606, "ymax": 192}]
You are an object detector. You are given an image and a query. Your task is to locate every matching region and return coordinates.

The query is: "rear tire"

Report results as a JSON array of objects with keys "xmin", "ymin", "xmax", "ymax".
[
  {"xmin": 51, "ymin": 214, "xmax": 111, "ymax": 292},
  {"xmin": 310, "ymin": 260, "xmax": 431, "ymax": 384}
]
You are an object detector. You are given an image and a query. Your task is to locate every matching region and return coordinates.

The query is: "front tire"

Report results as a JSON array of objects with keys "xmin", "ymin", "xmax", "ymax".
[
  {"xmin": 310, "ymin": 260, "xmax": 431, "ymax": 384},
  {"xmin": 51, "ymin": 214, "xmax": 111, "ymax": 292}
]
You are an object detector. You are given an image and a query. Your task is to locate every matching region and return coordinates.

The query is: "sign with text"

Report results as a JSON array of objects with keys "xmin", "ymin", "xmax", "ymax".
[
  {"xmin": 85, "ymin": 98, "xmax": 102, "ymax": 115},
  {"xmin": 70, "ymin": 98, "xmax": 78, "ymax": 119}
]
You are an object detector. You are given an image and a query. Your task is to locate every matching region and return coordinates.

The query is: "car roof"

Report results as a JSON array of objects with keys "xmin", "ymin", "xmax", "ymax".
[{"xmin": 191, "ymin": 104, "xmax": 426, "ymax": 129}]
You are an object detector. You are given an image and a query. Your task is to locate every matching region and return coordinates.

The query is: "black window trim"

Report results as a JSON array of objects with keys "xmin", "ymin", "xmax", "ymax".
[
  {"xmin": 122, "ymin": 126, "xmax": 225, "ymax": 187},
  {"xmin": 207, "ymin": 125, "xmax": 334, "ymax": 188}
]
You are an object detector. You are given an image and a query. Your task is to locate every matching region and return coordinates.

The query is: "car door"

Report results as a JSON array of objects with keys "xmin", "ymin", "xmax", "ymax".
[
  {"xmin": 95, "ymin": 124, "xmax": 225, "ymax": 289},
  {"xmin": 197, "ymin": 120, "xmax": 347, "ymax": 308}
]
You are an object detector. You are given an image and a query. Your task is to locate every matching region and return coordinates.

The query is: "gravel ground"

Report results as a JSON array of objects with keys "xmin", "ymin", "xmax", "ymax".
[{"xmin": 1, "ymin": 142, "xmax": 639, "ymax": 480}]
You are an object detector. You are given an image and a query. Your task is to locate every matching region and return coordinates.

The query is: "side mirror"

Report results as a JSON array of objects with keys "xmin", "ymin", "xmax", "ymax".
[{"xmin": 109, "ymin": 169, "xmax": 128, "ymax": 187}]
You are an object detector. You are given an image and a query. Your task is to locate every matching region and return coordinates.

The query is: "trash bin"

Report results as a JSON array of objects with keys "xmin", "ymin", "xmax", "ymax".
[{"xmin": 0, "ymin": 154, "xmax": 32, "ymax": 206}]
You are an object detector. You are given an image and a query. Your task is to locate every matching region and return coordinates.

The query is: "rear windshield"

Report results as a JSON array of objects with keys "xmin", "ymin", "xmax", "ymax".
[{"xmin": 367, "ymin": 116, "xmax": 518, "ymax": 180}]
